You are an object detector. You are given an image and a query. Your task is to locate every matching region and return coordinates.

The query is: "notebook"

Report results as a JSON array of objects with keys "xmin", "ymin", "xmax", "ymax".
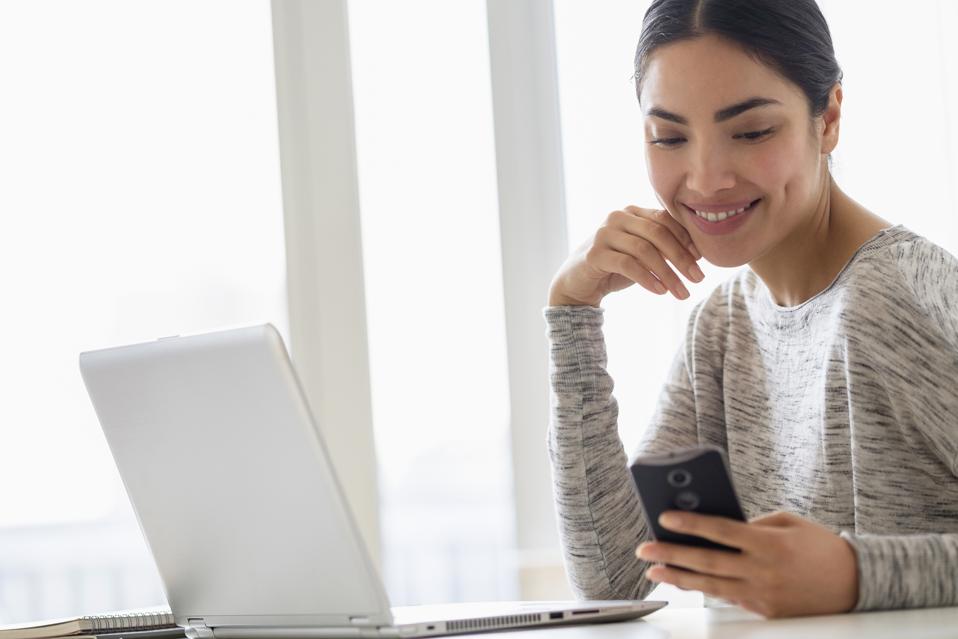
[
  {"xmin": 78, "ymin": 324, "xmax": 666, "ymax": 638},
  {"xmin": 0, "ymin": 609, "xmax": 183, "ymax": 639}
]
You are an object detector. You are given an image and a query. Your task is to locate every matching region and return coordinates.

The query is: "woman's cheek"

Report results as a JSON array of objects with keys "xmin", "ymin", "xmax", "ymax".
[
  {"xmin": 646, "ymin": 153, "xmax": 684, "ymax": 207},
  {"xmin": 751, "ymin": 134, "xmax": 805, "ymax": 191}
]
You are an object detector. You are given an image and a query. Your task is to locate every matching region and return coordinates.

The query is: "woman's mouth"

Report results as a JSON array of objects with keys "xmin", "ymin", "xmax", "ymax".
[{"xmin": 684, "ymin": 198, "xmax": 761, "ymax": 235}]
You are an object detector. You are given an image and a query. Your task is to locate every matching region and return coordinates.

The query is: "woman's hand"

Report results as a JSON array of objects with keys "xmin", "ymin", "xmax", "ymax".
[
  {"xmin": 636, "ymin": 511, "xmax": 860, "ymax": 618},
  {"xmin": 548, "ymin": 206, "xmax": 704, "ymax": 307}
]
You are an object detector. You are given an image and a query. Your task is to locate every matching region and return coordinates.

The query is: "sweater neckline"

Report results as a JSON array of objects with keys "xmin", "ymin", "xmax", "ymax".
[{"xmin": 755, "ymin": 223, "xmax": 910, "ymax": 316}]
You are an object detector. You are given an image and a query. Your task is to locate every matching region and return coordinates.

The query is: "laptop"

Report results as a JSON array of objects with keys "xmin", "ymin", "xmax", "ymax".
[{"xmin": 78, "ymin": 324, "xmax": 666, "ymax": 638}]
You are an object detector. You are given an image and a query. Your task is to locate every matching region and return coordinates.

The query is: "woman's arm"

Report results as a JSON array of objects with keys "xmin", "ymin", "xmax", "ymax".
[
  {"xmin": 544, "ymin": 304, "xmax": 700, "ymax": 600},
  {"xmin": 841, "ymin": 532, "xmax": 958, "ymax": 610},
  {"xmin": 841, "ymin": 238, "xmax": 958, "ymax": 610}
]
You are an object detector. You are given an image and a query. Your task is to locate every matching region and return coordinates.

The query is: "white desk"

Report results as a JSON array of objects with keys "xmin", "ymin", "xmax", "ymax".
[{"xmin": 478, "ymin": 605, "xmax": 958, "ymax": 639}]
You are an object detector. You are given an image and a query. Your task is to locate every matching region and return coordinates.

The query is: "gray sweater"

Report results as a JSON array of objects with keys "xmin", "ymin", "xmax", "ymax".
[{"xmin": 543, "ymin": 224, "xmax": 958, "ymax": 612}]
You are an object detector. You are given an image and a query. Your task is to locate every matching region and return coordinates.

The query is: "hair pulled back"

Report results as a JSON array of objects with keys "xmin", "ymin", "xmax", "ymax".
[{"xmin": 633, "ymin": 0, "xmax": 842, "ymax": 119}]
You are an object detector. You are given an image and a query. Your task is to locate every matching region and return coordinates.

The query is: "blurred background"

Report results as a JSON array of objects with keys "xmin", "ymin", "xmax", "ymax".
[{"xmin": 1, "ymin": 0, "xmax": 957, "ymax": 623}]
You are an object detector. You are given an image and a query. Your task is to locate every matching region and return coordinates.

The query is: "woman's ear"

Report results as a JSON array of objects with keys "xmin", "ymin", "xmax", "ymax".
[{"xmin": 820, "ymin": 83, "xmax": 842, "ymax": 155}]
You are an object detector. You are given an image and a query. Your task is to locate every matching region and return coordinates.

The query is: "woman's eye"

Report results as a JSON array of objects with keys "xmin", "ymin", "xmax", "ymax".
[
  {"xmin": 735, "ymin": 127, "xmax": 775, "ymax": 141},
  {"xmin": 648, "ymin": 137, "xmax": 686, "ymax": 148},
  {"xmin": 649, "ymin": 127, "xmax": 775, "ymax": 148}
]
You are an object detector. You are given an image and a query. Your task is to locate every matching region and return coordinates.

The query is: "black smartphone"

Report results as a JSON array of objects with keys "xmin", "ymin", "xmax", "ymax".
[{"xmin": 629, "ymin": 445, "xmax": 746, "ymax": 552}]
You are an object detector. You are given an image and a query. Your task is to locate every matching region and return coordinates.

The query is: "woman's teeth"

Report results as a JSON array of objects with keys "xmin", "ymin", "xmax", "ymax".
[{"xmin": 693, "ymin": 201, "xmax": 754, "ymax": 222}]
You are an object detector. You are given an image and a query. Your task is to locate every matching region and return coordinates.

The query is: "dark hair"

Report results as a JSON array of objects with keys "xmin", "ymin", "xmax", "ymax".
[{"xmin": 633, "ymin": 0, "xmax": 842, "ymax": 120}]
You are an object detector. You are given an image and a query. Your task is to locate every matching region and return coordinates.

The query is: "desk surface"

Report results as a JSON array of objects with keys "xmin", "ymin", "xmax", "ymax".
[{"xmin": 481, "ymin": 605, "xmax": 958, "ymax": 639}]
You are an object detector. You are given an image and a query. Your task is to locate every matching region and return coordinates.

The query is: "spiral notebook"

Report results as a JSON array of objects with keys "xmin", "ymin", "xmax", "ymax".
[{"xmin": 0, "ymin": 609, "xmax": 181, "ymax": 639}]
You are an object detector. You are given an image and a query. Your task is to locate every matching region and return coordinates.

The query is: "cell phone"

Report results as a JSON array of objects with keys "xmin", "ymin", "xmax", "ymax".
[{"xmin": 629, "ymin": 445, "xmax": 746, "ymax": 552}]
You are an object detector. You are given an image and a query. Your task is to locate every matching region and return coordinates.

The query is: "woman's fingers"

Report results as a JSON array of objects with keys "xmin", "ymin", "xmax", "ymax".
[
  {"xmin": 605, "ymin": 232, "xmax": 690, "ymax": 299},
  {"xmin": 628, "ymin": 212, "xmax": 704, "ymax": 283},
  {"xmin": 646, "ymin": 565, "xmax": 747, "ymax": 603},
  {"xmin": 600, "ymin": 211, "xmax": 703, "ymax": 299},
  {"xmin": 589, "ymin": 248, "xmax": 670, "ymax": 296},
  {"xmin": 637, "ymin": 541, "xmax": 749, "ymax": 579},
  {"xmin": 555, "ymin": 205, "xmax": 704, "ymax": 306},
  {"xmin": 626, "ymin": 205, "xmax": 700, "ymax": 259}
]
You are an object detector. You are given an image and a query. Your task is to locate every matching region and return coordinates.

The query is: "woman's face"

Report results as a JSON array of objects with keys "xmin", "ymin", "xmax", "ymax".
[{"xmin": 640, "ymin": 34, "xmax": 834, "ymax": 268}]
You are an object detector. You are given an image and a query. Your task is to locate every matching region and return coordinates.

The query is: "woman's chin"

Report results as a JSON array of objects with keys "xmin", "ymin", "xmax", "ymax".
[{"xmin": 699, "ymin": 249, "xmax": 750, "ymax": 269}]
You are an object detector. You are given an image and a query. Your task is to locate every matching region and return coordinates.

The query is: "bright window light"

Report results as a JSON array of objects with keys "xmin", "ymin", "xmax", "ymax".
[{"xmin": 0, "ymin": 0, "xmax": 286, "ymax": 622}]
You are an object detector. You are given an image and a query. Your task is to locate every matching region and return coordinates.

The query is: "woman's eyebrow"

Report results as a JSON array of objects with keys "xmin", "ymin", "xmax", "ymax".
[{"xmin": 646, "ymin": 97, "xmax": 782, "ymax": 125}]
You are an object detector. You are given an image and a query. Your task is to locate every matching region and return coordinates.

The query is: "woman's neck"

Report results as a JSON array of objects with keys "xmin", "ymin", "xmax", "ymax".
[{"xmin": 748, "ymin": 174, "xmax": 891, "ymax": 308}]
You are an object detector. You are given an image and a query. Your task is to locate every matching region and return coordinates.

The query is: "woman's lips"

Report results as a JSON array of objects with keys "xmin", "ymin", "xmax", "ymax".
[
  {"xmin": 682, "ymin": 198, "xmax": 760, "ymax": 213},
  {"xmin": 685, "ymin": 198, "xmax": 761, "ymax": 236}
]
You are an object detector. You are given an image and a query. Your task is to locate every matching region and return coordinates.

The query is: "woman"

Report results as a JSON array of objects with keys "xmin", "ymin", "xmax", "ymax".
[{"xmin": 544, "ymin": 0, "xmax": 958, "ymax": 619}]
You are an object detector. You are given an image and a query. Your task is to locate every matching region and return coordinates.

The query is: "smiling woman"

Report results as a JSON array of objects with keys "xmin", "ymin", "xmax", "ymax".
[
  {"xmin": 637, "ymin": 30, "xmax": 891, "ymax": 282},
  {"xmin": 546, "ymin": 0, "xmax": 958, "ymax": 619}
]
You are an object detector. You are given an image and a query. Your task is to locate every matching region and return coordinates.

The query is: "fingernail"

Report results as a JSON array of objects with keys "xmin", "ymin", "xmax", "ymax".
[
  {"xmin": 689, "ymin": 244, "xmax": 702, "ymax": 259},
  {"xmin": 653, "ymin": 282, "xmax": 667, "ymax": 294},
  {"xmin": 660, "ymin": 512, "xmax": 681, "ymax": 528},
  {"xmin": 690, "ymin": 263, "xmax": 705, "ymax": 282},
  {"xmin": 676, "ymin": 283, "xmax": 690, "ymax": 299},
  {"xmin": 638, "ymin": 546, "xmax": 659, "ymax": 561}
]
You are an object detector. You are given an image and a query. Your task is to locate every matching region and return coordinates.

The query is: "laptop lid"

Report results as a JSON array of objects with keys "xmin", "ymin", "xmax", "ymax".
[{"xmin": 79, "ymin": 324, "xmax": 394, "ymax": 631}]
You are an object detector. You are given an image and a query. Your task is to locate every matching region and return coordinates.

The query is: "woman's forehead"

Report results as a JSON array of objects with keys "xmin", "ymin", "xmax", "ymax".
[{"xmin": 639, "ymin": 34, "xmax": 805, "ymax": 117}]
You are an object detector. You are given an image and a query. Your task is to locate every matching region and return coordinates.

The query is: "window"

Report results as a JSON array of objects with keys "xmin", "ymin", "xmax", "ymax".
[
  {"xmin": 0, "ymin": 1, "xmax": 286, "ymax": 623},
  {"xmin": 347, "ymin": 0, "xmax": 518, "ymax": 604},
  {"xmin": 819, "ymin": 0, "xmax": 958, "ymax": 251}
]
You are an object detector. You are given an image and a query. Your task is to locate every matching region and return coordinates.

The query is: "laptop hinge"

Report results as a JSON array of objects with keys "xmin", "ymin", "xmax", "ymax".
[{"xmin": 185, "ymin": 619, "xmax": 215, "ymax": 639}]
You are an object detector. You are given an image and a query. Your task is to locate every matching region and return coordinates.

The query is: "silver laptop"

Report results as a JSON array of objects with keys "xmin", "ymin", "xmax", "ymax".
[{"xmin": 78, "ymin": 324, "xmax": 665, "ymax": 638}]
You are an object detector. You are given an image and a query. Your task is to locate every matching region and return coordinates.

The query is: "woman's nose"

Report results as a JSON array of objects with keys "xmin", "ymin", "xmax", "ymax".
[{"xmin": 685, "ymin": 142, "xmax": 736, "ymax": 195}]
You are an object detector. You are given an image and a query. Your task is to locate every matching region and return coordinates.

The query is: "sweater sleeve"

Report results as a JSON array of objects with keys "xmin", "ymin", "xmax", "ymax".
[
  {"xmin": 838, "ymin": 238, "xmax": 958, "ymax": 611},
  {"xmin": 894, "ymin": 238, "xmax": 958, "ymax": 474},
  {"xmin": 840, "ymin": 532, "xmax": 958, "ymax": 610},
  {"xmin": 543, "ymin": 304, "xmax": 699, "ymax": 600},
  {"xmin": 897, "ymin": 237, "xmax": 958, "ymax": 354}
]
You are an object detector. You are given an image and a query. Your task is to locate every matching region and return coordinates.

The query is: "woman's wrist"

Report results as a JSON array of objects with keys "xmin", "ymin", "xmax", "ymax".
[{"xmin": 548, "ymin": 287, "xmax": 601, "ymax": 308}]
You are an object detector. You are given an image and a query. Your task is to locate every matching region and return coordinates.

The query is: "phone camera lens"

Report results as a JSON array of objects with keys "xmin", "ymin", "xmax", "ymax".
[
  {"xmin": 667, "ymin": 468, "xmax": 692, "ymax": 488},
  {"xmin": 674, "ymin": 491, "xmax": 700, "ymax": 511}
]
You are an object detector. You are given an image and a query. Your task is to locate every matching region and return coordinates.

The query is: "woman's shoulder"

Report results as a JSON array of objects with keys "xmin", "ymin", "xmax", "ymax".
[
  {"xmin": 844, "ymin": 225, "xmax": 958, "ymax": 310},
  {"xmin": 821, "ymin": 225, "xmax": 958, "ymax": 352},
  {"xmin": 884, "ymin": 227, "xmax": 958, "ymax": 347},
  {"xmin": 887, "ymin": 226, "xmax": 958, "ymax": 282}
]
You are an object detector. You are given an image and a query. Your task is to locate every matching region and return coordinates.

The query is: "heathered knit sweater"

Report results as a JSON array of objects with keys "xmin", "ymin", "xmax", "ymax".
[{"xmin": 543, "ymin": 224, "xmax": 958, "ymax": 612}]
